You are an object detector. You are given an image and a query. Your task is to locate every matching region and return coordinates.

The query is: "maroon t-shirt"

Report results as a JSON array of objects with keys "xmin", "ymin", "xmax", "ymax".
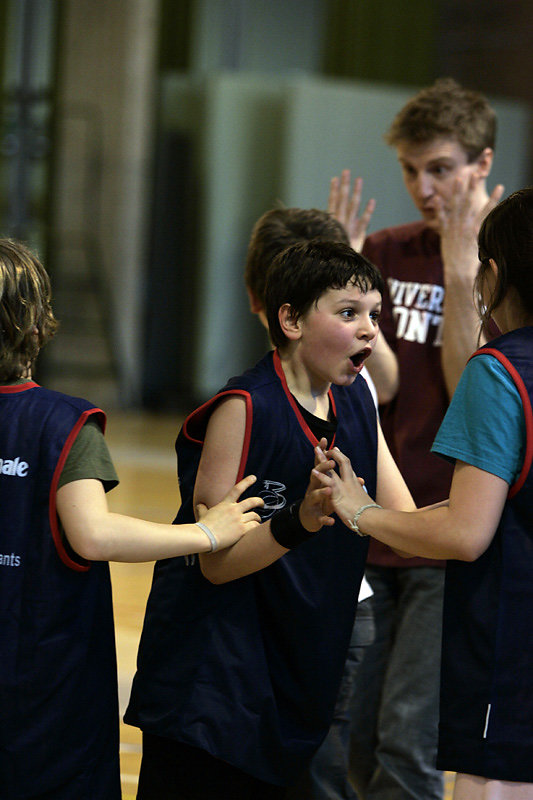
[{"xmin": 363, "ymin": 221, "xmax": 452, "ymax": 568}]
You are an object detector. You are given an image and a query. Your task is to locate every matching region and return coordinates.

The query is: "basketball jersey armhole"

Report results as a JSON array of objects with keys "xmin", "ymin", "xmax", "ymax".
[
  {"xmin": 470, "ymin": 348, "xmax": 533, "ymax": 498},
  {"xmin": 49, "ymin": 408, "xmax": 106, "ymax": 571}
]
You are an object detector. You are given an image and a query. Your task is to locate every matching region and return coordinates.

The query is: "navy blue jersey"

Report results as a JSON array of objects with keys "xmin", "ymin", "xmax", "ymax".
[
  {"xmin": 0, "ymin": 383, "xmax": 120, "ymax": 799},
  {"xmin": 437, "ymin": 327, "xmax": 533, "ymax": 782},
  {"xmin": 126, "ymin": 350, "xmax": 377, "ymax": 785}
]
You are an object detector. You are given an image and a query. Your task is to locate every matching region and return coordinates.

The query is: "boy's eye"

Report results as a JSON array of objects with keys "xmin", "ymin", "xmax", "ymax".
[
  {"xmin": 370, "ymin": 311, "xmax": 381, "ymax": 323},
  {"xmin": 340, "ymin": 308, "xmax": 356, "ymax": 319}
]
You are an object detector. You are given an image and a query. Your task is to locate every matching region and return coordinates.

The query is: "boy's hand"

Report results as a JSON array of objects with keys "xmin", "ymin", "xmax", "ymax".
[
  {"xmin": 328, "ymin": 169, "xmax": 376, "ymax": 252},
  {"xmin": 195, "ymin": 475, "xmax": 264, "ymax": 551},
  {"xmin": 298, "ymin": 457, "xmax": 336, "ymax": 532},
  {"xmin": 313, "ymin": 446, "xmax": 372, "ymax": 529}
]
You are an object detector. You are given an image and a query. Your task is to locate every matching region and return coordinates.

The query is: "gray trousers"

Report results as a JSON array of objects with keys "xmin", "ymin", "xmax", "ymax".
[{"xmin": 349, "ymin": 565, "xmax": 445, "ymax": 800}]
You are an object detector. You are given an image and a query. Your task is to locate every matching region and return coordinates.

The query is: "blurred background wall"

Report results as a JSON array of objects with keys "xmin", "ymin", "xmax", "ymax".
[{"xmin": 1, "ymin": 0, "xmax": 532, "ymax": 410}]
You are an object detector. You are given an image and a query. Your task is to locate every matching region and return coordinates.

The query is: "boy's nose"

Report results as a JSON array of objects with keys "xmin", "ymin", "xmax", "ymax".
[{"xmin": 357, "ymin": 318, "xmax": 375, "ymax": 340}]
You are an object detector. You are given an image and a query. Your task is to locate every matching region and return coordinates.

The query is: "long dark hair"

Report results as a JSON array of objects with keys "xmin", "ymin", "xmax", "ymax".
[{"xmin": 475, "ymin": 187, "xmax": 533, "ymax": 333}]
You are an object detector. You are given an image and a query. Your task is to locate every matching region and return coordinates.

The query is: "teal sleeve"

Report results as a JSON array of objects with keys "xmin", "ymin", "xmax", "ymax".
[{"xmin": 431, "ymin": 354, "xmax": 525, "ymax": 485}]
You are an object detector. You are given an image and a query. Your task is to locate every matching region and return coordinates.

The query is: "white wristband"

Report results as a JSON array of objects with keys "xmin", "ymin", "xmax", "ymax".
[
  {"xmin": 349, "ymin": 503, "xmax": 382, "ymax": 537},
  {"xmin": 195, "ymin": 521, "xmax": 218, "ymax": 552}
]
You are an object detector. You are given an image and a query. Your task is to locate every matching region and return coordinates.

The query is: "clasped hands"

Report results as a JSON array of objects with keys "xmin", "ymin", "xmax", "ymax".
[{"xmin": 301, "ymin": 437, "xmax": 372, "ymax": 532}]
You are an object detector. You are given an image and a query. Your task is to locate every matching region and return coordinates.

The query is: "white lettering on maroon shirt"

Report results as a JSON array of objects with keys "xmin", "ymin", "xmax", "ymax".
[{"xmin": 388, "ymin": 278, "xmax": 444, "ymax": 345}]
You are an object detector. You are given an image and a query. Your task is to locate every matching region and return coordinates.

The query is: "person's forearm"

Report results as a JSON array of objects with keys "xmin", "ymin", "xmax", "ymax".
[
  {"xmin": 67, "ymin": 511, "xmax": 213, "ymax": 562},
  {"xmin": 438, "ymin": 186, "xmax": 491, "ymax": 397},
  {"xmin": 198, "ymin": 475, "xmax": 333, "ymax": 583},
  {"xmin": 197, "ymin": 456, "xmax": 335, "ymax": 583},
  {"xmin": 199, "ymin": 520, "xmax": 287, "ymax": 583},
  {"xmin": 437, "ymin": 180, "xmax": 505, "ymax": 397},
  {"xmin": 355, "ymin": 504, "xmax": 483, "ymax": 561},
  {"xmin": 324, "ymin": 451, "xmax": 505, "ymax": 562},
  {"xmin": 58, "ymin": 474, "xmax": 263, "ymax": 562},
  {"xmin": 441, "ymin": 277, "xmax": 482, "ymax": 397}
]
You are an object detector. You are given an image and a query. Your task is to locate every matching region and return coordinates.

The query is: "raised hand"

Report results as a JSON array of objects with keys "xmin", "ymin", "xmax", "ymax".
[
  {"xmin": 437, "ymin": 175, "xmax": 504, "ymax": 283},
  {"xmin": 298, "ymin": 455, "xmax": 337, "ymax": 532},
  {"xmin": 195, "ymin": 475, "xmax": 264, "ymax": 551},
  {"xmin": 328, "ymin": 169, "xmax": 376, "ymax": 252},
  {"xmin": 437, "ymin": 176, "xmax": 505, "ymax": 394}
]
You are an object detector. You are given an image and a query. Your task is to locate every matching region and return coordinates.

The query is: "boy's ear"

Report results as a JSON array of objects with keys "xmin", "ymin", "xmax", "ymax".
[
  {"xmin": 278, "ymin": 303, "xmax": 302, "ymax": 340},
  {"xmin": 474, "ymin": 147, "xmax": 494, "ymax": 179}
]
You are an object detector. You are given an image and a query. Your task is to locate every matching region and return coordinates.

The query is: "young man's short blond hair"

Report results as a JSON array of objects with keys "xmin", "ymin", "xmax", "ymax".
[
  {"xmin": 386, "ymin": 78, "xmax": 497, "ymax": 162},
  {"xmin": 0, "ymin": 238, "xmax": 58, "ymax": 381}
]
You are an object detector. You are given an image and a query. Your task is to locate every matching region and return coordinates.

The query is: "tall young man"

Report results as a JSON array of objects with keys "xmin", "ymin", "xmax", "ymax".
[{"xmin": 329, "ymin": 78, "xmax": 504, "ymax": 800}]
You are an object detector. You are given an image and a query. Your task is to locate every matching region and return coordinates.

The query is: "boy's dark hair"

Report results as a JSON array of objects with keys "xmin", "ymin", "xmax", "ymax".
[
  {"xmin": 0, "ymin": 238, "xmax": 58, "ymax": 381},
  {"xmin": 386, "ymin": 78, "xmax": 497, "ymax": 162},
  {"xmin": 265, "ymin": 239, "xmax": 384, "ymax": 350},
  {"xmin": 475, "ymin": 187, "xmax": 533, "ymax": 330},
  {"xmin": 245, "ymin": 207, "xmax": 349, "ymax": 310}
]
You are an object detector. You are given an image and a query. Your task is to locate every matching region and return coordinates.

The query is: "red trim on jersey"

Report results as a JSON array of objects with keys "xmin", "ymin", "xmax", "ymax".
[
  {"xmin": 49, "ymin": 407, "xmax": 107, "ymax": 571},
  {"xmin": 470, "ymin": 347, "xmax": 533, "ymax": 498},
  {"xmin": 181, "ymin": 389, "xmax": 254, "ymax": 482},
  {"xmin": 0, "ymin": 381, "xmax": 39, "ymax": 393},
  {"xmin": 236, "ymin": 394, "xmax": 253, "ymax": 481},
  {"xmin": 273, "ymin": 350, "xmax": 337, "ymax": 449}
]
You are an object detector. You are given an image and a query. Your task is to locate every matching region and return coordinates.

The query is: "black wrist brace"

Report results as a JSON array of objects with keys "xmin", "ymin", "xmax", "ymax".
[{"xmin": 270, "ymin": 500, "xmax": 315, "ymax": 549}]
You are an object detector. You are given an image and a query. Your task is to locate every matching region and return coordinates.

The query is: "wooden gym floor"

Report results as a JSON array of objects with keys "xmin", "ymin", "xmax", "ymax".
[
  {"xmin": 106, "ymin": 411, "xmax": 455, "ymax": 799},
  {"xmin": 105, "ymin": 411, "xmax": 178, "ymax": 798}
]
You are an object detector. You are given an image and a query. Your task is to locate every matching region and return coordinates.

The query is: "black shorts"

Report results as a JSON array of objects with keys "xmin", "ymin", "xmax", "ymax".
[{"xmin": 137, "ymin": 733, "xmax": 287, "ymax": 800}]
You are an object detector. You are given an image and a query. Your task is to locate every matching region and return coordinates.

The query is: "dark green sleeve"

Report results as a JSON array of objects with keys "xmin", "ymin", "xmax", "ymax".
[{"xmin": 58, "ymin": 417, "xmax": 119, "ymax": 492}]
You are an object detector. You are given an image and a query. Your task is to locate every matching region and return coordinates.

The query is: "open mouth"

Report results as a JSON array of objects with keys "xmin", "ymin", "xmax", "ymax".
[{"xmin": 350, "ymin": 349, "xmax": 371, "ymax": 368}]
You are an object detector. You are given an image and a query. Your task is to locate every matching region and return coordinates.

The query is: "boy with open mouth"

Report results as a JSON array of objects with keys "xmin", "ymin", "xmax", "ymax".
[{"xmin": 126, "ymin": 238, "xmax": 415, "ymax": 799}]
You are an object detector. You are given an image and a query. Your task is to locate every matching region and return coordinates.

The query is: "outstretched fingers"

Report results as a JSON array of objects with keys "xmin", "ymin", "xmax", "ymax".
[
  {"xmin": 328, "ymin": 170, "xmax": 375, "ymax": 252},
  {"xmin": 237, "ymin": 496, "xmax": 265, "ymax": 513},
  {"xmin": 224, "ymin": 473, "xmax": 258, "ymax": 501},
  {"xmin": 306, "ymin": 485, "xmax": 336, "ymax": 527},
  {"xmin": 328, "ymin": 172, "xmax": 348, "ymax": 219},
  {"xmin": 237, "ymin": 503, "xmax": 264, "ymax": 527},
  {"xmin": 311, "ymin": 467, "xmax": 334, "ymax": 489},
  {"xmin": 326, "ymin": 446, "xmax": 356, "ymax": 480},
  {"xmin": 196, "ymin": 497, "xmax": 262, "ymax": 524},
  {"xmin": 314, "ymin": 455, "xmax": 335, "ymax": 476},
  {"xmin": 435, "ymin": 175, "xmax": 466, "ymax": 231}
]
